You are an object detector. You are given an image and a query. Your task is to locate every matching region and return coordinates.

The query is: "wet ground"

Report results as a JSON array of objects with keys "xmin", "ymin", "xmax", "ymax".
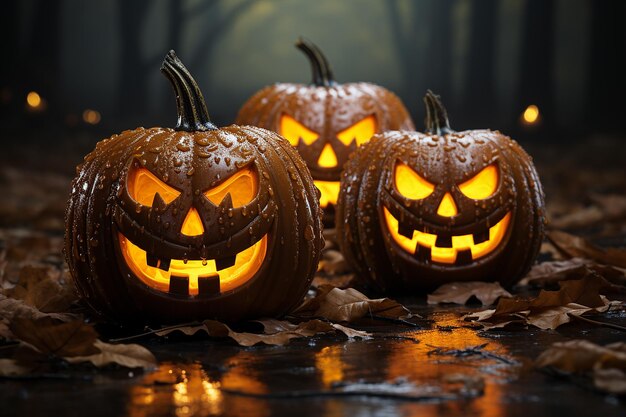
[
  {"xmin": 1, "ymin": 134, "xmax": 626, "ymax": 416},
  {"xmin": 2, "ymin": 305, "xmax": 625, "ymax": 417}
]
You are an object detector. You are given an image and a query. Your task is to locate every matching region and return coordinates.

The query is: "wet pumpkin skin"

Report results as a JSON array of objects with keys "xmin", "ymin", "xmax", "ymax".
[
  {"xmin": 65, "ymin": 51, "xmax": 324, "ymax": 324},
  {"xmin": 236, "ymin": 39, "xmax": 414, "ymax": 225},
  {"xmin": 336, "ymin": 91, "xmax": 546, "ymax": 293}
]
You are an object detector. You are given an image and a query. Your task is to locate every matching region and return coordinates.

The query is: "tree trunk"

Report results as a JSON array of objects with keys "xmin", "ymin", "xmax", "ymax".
[
  {"xmin": 464, "ymin": 0, "xmax": 497, "ymax": 127},
  {"xmin": 518, "ymin": 0, "xmax": 555, "ymax": 133},
  {"xmin": 587, "ymin": 0, "xmax": 626, "ymax": 132}
]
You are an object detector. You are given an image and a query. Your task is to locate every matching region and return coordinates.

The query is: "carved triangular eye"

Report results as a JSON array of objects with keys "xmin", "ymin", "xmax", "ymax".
[
  {"xmin": 127, "ymin": 163, "xmax": 181, "ymax": 206},
  {"xmin": 280, "ymin": 114, "xmax": 319, "ymax": 146},
  {"xmin": 337, "ymin": 115, "xmax": 377, "ymax": 146},
  {"xmin": 204, "ymin": 165, "xmax": 259, "ymax": 208},
  {"xmin": 394, "ymin": 161, "xmax": 434, "ymax": 200},
  {"xmin": 458, "ymin": 164, "xmax": 499, "ymax": 200}
]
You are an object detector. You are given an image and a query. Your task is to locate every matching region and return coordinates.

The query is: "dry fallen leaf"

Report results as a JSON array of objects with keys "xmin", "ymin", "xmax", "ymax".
[
  {"xmin": 519, "ymin": 258, "xmax": 626, "ymax": 289},
  {"xmin": 3, "ymin": 265, "xmax": 77, "ymax": 313},
  {"xmin": 0, "ymin": 358, "xmax": 31, "ymax": 376},
  {"xmin": 547, "ymin": 230, "xmax": 626, "ymax": 269},
  {"xmin": 65, "ymin": 339, "xmax": 156, "ymax": 370},
  {"xmin": 156, "ymin": 318, "xmax": 370, "ymax": 346},
  {"xmin": 535, "ymin": 340, "xmax": 626, "ymax": 395},
  {"xmin": 549, "ymin": 205, "xmax": 604, "ymax": 230},
  {"xmin": 294, "ymin": 286, "xmax": 412, "ymax": 322},
  {"xmin": 9, "ymin": 316, "xmax": 100, "ymax": 357},
  {"xmin": 465, "ymin": 274, "xmax": 621, "ymax": 330},
  {"xmin": 427, "ymin": 282, "xmax": 512, "ymax": 306}
]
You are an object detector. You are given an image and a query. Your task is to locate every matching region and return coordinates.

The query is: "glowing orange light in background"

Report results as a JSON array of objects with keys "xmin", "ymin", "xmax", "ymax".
[
  {"xmin": 26, "ymin": 91, "xmax": 44, "ymax": 111},
  {"xmin": 522, "ymin": 104, "xmax": 539, "ymax": 125},
  {"xmin": 83, "ymin": 109, "xmax": 101, "ymax": 125}
]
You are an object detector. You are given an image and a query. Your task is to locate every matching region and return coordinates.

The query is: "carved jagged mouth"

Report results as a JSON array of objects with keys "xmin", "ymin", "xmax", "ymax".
[
  {"xmin": 118, "ymin": 233, "xmax": 267, "ymax": 296},
  {"xmin": 383, "ymin": 207, "xmax": 511, "ymax": 265}
]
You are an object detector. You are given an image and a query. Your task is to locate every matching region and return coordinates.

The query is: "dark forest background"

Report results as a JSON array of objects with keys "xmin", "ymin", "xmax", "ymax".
[{"xmin": 1, "ymin": 0, "xmax": 625, "ymax": 154}]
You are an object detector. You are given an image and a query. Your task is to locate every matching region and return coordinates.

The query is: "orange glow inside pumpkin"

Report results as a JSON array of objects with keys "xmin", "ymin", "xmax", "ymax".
[
  {"xmin": 317, "ymin": 144, "xmax": 338, "ymax": 168},
  {"xmin": 458, "ymin": 164, "xmax": 499, "ymax": 200},
  {"xmin": 127, "ymin": 165, "xmax": 181, "ymax": 206},
  {"xmin": 337, "ymin": 115, "xmax": 377, "ymax": 146},
  {"xmin": 436, "ymin": 193, "xmax": 458, "ymax": 217},
  {"xmin": 384, "ymin": 208, "xmax": 510, "ymax": 264},
  {"xmin": 314, "ymin": 180, "xmax": 341, "ymax": 208},
  {"xmin": 394, "ymin": 161, "xmax": 434, "ymax": 200},
  {"xmin": 119, "ymin": 233, "xmax": 267, "ymax": 295},
  {"xmin": 204, "ymin": 167, "xmax": 258, "ymax": 207},
  {"xmin": 280, "ymin": 114, "xmax": 318, "ymax": 146},
  {"xmin": 181, "ymin": 208, "xmax": 204, "ymax": 236}
]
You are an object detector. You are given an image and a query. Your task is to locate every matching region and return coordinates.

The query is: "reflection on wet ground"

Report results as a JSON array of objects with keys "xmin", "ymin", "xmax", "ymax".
[
  {"xmin": 2, "ymin": 307, "xmax": 625, "ymax": 417},
  {"xmin": 7, "ymin": 308, "xmax": 604, "ymax": 417}
]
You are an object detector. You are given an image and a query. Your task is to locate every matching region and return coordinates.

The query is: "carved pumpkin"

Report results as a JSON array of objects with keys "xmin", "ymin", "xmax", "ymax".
[
  {"xmin": 336, "ymin": 91, "xmax": 545, "ymax": 292},
  {"xmin": 236, "ymin": 38, "xmax": 414, "ymax": 225},
  {"xmin": 65, "ymin": 51, "xmax": 323, "ymax": 323}
]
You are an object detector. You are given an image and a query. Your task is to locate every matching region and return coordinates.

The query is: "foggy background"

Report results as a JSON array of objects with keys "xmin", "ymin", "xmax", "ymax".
[{"xmin": 1, "ymin": 0, "xmax": 625, "ymax": 156}]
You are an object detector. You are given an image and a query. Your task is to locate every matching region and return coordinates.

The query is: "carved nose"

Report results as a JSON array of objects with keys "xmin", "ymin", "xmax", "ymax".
[
  {"xmin": 318, "ymin": 143, "xmax": 338, "ymax": 168},
  {"xmin": 437, "ymin": 192, "xmax": 458, "ymax": 217},
  {"xmin": 181, "ymin": 207, "xmax": 204, "ymax": 236}
]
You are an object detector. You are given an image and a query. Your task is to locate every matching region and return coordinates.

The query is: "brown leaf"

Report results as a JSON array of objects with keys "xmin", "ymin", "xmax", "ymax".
[
  {"xmin": 0, "ymin": 359, "xmax": 31, "ymax": 376},
  {"xmin": 155, "ymin": 318, "xmax": 369, "ymax": 346},
  {"xmin": 9, "ymin": 316, "xmax": 99, "ymax": 357},
  {"xmin": 294, "ymin": 286, "xmax": 412, "ymax": 322},
  {"xmin": 519, "ymin": 258, "xmax": 626, "ymax": 288},
  {"xmin": 550, "ymin": 206, "xmax": 604, "ymax": 229},
  {"xmin": 590, "ymin": 193, "xmax": 626, "ymax": 221},
  {"xmin": 427, "ymin": 282, "xmax": 512, "ymax": 306},
  {"xmin": 0, "ymin": 295, "xmax": 77, "ymax": 326},
  {"xmin": 465, "ymin": 274, "xmax": 620, "ymax": 330},
  {"xmin": 4, "ymin": 265, "xmax": 76, "ymax": 312},
  {"xmin": 535, "ymin": 340, "xmax": 626, "ymax": 394},
  {"xmin": 65, "ymin": 339, "xmax": 156, "ymax": 370},
  {"xmin": 330, "ymin": 323, "xmax": 372, "ymax": 339},
  {"xmin": 547, "ymin": 230, "xmax": 626, "ymax": 268},
  {"xmin": 203, "ymin": 319, "xmax": 335, "ymax": 347}
]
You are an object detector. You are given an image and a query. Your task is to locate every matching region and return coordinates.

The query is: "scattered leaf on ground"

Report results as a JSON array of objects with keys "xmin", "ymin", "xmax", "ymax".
[
  {"xmin": 3, "ymin": 265, "xmax": 77, "ymax": 312},
  {"xmin": 0, "ymin": 359, "xmax": 31, "ymax": 376},
  {"xmin": 9, "ymin": 316, "xmax": 99, "ymax": 357},
  {"xmin": 65, "ymin": 339, "xmax": 156, "ymax": 370},
  {"xmin": 156, "ymin": 318, "xmax": 370, "ymax": 346},
  {"xmin": 427, "ymin": 282, "xmax": 512, "ymax": 306},
  {"xmin": 465, "ymin": 274, "xmax": 622, "ymax": 330},
  {"xmin": 294, "ymin": 286, "xmax": 412, "ymax": 322},
  {"xmin": 547, "ymin": 230, "xmax": 626, "ymax": 268},
  {"xmin": 519, "ymin": 258, "xmax": 626, "ymax": 289},
  {"xmin": 535, "ymin": 340, "xmax": 626, "ymax": 395}
]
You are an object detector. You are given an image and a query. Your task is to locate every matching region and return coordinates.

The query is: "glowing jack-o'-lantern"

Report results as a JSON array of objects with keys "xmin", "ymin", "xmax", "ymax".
[
  {"xmin": 65, "ymin": 51, "xmax": 323, "ymax": 323},
  {"xmin": 237, "ymin": 38, "xmax": 414, "ymax": 225},
  {"xmin": 336, "ymin": 91, "xmax": 545, "ymax": 292}
]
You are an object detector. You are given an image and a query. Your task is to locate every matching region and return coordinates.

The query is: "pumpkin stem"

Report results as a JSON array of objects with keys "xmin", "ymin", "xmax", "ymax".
[
  {"xmin": 424, "ymin": 90, "xmax": 454, "ymax": 135},
  {"xmin": 161, "ymin": 50, "xmax": 217, "ymax": 132},
  {"xmin": 295, "ymin": 37, "xmax": 336, "ymax": 87}
]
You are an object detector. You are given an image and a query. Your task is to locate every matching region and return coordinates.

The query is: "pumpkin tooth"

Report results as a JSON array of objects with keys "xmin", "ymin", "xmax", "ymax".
[
  {"xmin": 435, "ymin": 234, "xmax": 453, "ymax": 248},
  {"xmin": 414, "ymin": 244, "xmax": 431, "ymax": 262},
  {"xmin": 158, "ymin": 258, "xmax": 171, "ymax": 271},
  {"xmin": 146, "ymin": 253, "xmax": 159, "ymax": 267},
  {"xmin": 215, "ymin": 254, "xmax": 236, "ymax": 270},
  {"xmin": 397, "ymin": 223, "xmax": 414, "ymax": 239},
  {"xmin": 198, "ymin": 273, "xmax": 220, "ymax": 296},
  {"xmin": 472, "ymin": 229, "xmax": 490, "ymax": 245},
  {"xmin": 455, "ymin": 249, "xmax": 473, "ymax": 265},
  {"xmin": 169, "ymin": 275, "xmax": 189, "ymax": 296}
]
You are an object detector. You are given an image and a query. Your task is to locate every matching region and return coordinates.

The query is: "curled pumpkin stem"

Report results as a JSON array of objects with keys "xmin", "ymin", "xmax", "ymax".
[
  {"xmin": 161, "ymin": 50, "xmax": 217, "ymax": 132},
  {"xmin": 424, "ymin": 90, "xmax": 454, "ymax": 135},
  {"xmin": 296, "ymin": 38, "xmax": 336, "ymax": 87}
]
